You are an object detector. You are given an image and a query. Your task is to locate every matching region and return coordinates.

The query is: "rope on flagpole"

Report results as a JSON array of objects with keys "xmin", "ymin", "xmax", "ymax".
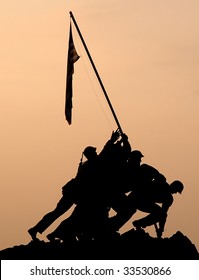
[{"xmin": 71, "ymin": 28, "xmax": 114, "ymax": 131}]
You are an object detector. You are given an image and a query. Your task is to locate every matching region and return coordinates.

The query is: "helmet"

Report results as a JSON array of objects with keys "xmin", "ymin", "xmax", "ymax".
[
  {"xmin": 129, "ymin": 150, "xmax": 144, "ymax": 159},
  {"xmin": 170, "ymin": 180, "xmax": 184, "ymax": 194},
  {"xmin": 83, "ymin": 146, "xmax": 97, "ymax": 158}
]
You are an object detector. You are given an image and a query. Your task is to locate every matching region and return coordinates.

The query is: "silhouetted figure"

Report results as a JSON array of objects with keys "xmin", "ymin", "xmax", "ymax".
[
  {"xmin": 46, "ymin": 130, "xmax": 132, "ymax": 242},
  {"xmin": 98, "ymin": 130, "xmax": 132, "ymax": 212},
  {"xmin": 132, "ymin": 180, "xmax": 184, "ymax": 238},
  {"xmin": 124, "ymin": 150, "xmax": 184, "ymax": 237},
  {"xmin": 28, "ymin": 178, "xmax": 78, "ymax": 240},
  {"xmin": 126, "ymin": 150, "xmax": 167, "ymax": 192},
  {"xmin": 28, "ymin": 130, "xmax": 131, "ymax": 242}
]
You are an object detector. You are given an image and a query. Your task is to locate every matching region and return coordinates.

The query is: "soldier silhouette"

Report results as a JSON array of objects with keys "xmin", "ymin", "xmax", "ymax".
[
  {"xmin": 28, "ymin": 178, "xmax": 78, "ymax": 241},
  {"xmin": 46, "ymin": 130, "xmax": 132, "ymax": 242},
  {"xmin": 132, "ymin": 179, "xmax": 184, "ymax": 238},
  {"xmin": 124, "ymin": 150, "xmax": 184, "ymax": 237},
  {"xmin": 28, "ymin": 130, "xmax": 131, "ymax": 242}
]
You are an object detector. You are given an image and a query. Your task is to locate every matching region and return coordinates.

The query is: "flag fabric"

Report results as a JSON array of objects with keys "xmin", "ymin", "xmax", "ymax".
[{"xmin": 65, "ymin": 23, "xmax": 80, "ymax": 124}]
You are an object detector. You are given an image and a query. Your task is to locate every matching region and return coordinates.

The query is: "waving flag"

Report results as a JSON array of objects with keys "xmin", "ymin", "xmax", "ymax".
[{"xmin": 65, "ymin": 23, "xmax": 80, "ymax": 124}]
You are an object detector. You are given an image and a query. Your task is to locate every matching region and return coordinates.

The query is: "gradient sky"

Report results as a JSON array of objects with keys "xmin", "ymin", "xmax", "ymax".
[{"xmin": 0, "ymin": 0, "xmax": 199, "ymax": 252}]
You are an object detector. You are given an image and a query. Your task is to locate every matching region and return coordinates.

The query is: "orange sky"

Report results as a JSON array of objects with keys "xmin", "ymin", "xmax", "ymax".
[{"xmin": 0, "ymin": 0, "xmax": 199, "ymax": 252}]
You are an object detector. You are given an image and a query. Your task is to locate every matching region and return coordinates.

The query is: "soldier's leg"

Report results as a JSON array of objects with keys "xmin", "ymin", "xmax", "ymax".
[
  {"xmin": 28, "ymin": 196, "xmax": 74, "ymax": 240},
  {"xmin": 46, "ymin": 207, "xmax": 79, "ymax": 242},
  {"xmin": 110, "ymin": 192, "xmax": 138, "ymax": 231},
  {"xmin": 132, "ymin": 203, "xmax": 162, "ymax": 229},
  {"xmin": 157, "ymin": 212, "xmax": 168, "ymax": 237}
]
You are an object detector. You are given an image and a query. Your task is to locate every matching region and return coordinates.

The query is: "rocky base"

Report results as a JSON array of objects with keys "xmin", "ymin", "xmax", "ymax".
[{"xmin": 0, "ymin": 230, "xmax": 198, "ymax": 260}]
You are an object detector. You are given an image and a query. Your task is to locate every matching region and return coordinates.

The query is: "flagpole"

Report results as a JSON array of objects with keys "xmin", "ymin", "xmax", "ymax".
[{"xmin": 69, "ymin": 11, "xmax": 123, "ymax": 134}]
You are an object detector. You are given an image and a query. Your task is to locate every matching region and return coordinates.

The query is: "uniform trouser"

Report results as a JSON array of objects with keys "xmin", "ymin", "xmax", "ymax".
[
  {"xmin": 32, "ymin": 196, "xmax": 74, "ymax": 234},
  {"xmin": 134, "ymin": 203, "xmax": 165, "ymax": 228},
  {"xmin": 48, "ymin": 209, "xmax": 79, "ymax": 241},
  {"xmin": 48, "ymin": 205, "xmax": 115, "ymax": 241},
  {"xmin": 109, "ymin": 192, "xmax": 137, "ymax": 231},
  {"xmin": 126, "ymin": 193, "xmax": 166, "ymax": 228}
]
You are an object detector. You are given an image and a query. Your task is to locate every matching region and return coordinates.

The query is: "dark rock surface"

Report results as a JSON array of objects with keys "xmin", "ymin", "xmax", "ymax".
[{"xmin": 0, "ymin": 229, "xmax": 198, "ymax": 260}]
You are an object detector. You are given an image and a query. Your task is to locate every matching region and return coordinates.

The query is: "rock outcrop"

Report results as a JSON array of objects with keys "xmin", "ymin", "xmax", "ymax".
[{"xmin": 0, "ymin": 229, "xmax": 198, "ymax": 260}]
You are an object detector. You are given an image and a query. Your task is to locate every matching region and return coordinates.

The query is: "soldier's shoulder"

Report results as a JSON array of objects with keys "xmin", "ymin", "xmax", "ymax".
[
  {"xmin": 62, "ymin": 178, "xmax": 78, "ymax": 195},
  {"xmin": 140, "ymin": 163, "xmax": 154, "ymax": 169}
]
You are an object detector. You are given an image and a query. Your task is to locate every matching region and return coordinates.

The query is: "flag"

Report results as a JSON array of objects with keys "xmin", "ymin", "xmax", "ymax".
[{"xmin": 65, "ymin": 23, "xmax": 80, "ymax": 124}]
